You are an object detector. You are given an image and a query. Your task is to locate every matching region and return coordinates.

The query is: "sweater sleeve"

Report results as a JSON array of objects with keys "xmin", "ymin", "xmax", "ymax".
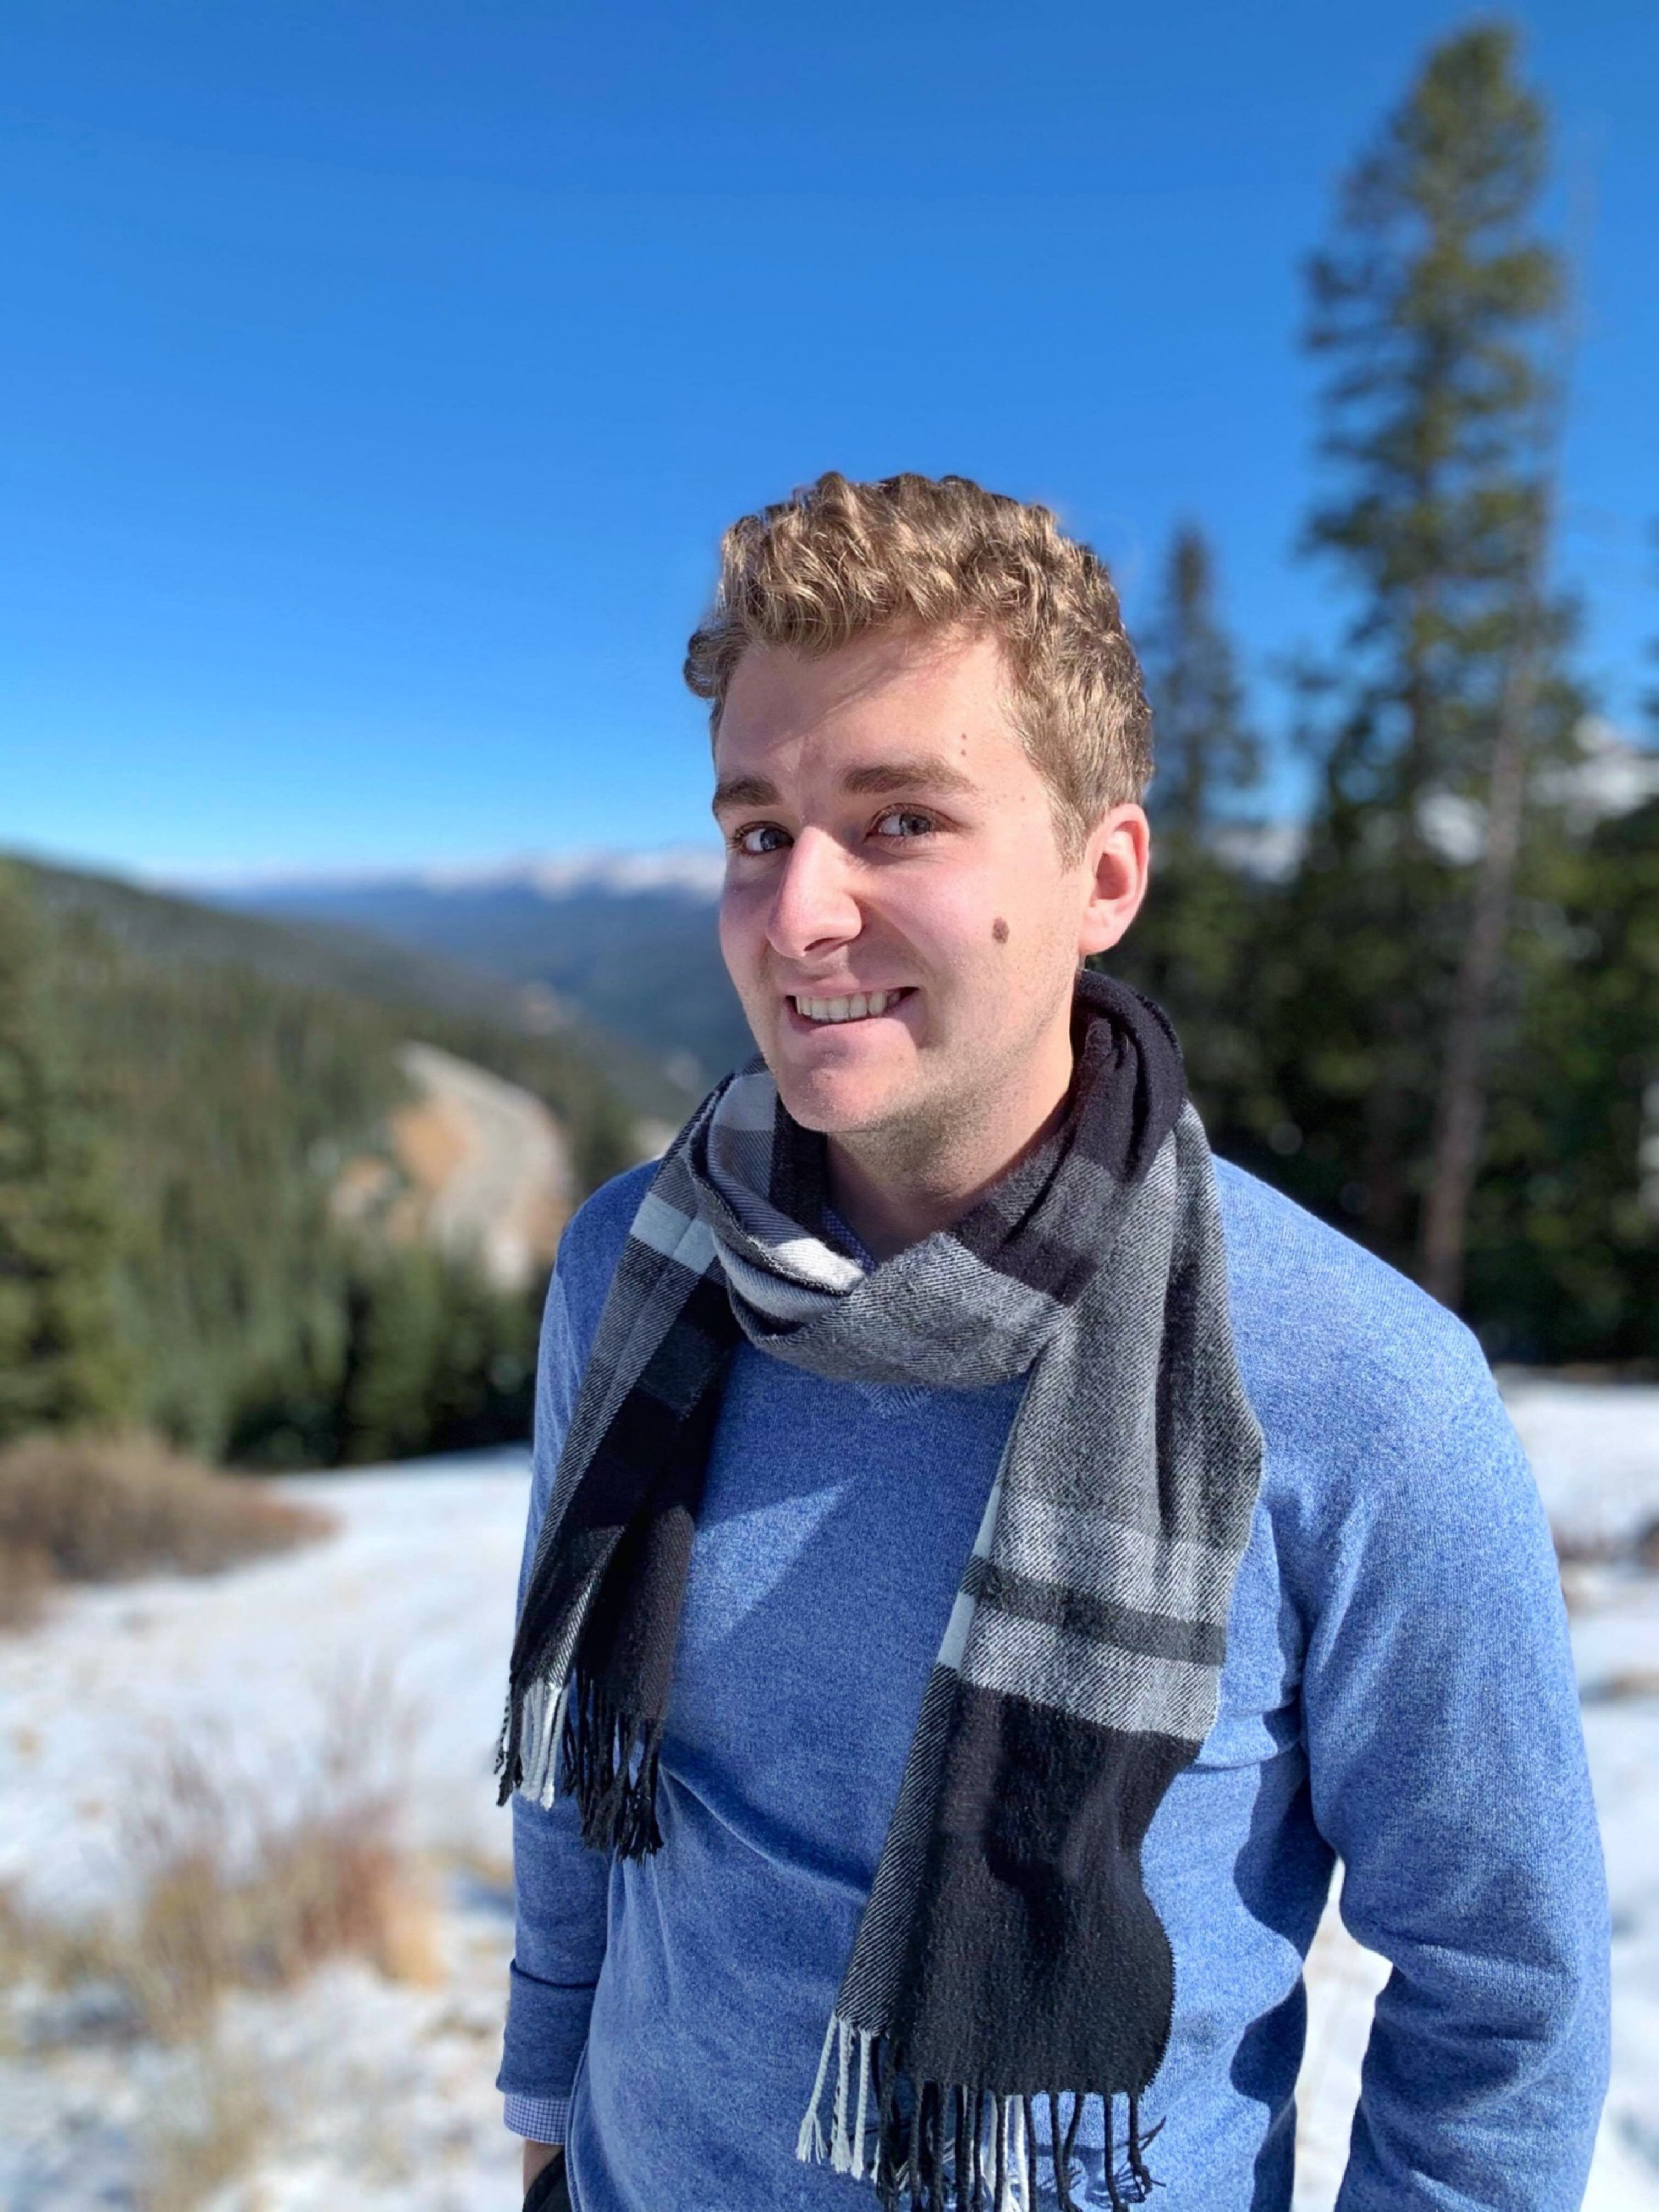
[
  {"xmin": 497, "ymin": 1266, "xmax": 612, "ymax": 2134},
  {"xmin": 1302, "ymin": 1348, "xmax": 1610, "ymax": 2209}
]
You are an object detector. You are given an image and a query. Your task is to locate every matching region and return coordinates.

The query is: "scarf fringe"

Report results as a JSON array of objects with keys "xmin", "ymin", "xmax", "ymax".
[
  {"xmin": 494, "ymin": 1664, "xmax": 667, "ymax": 1854},
  {"xmin": 495, "ymin": 1672, "xmax": 563, "ymax": 1809},
  {"xmin": 795, "ymin": 2016, "xmax": 1161, "ymax": 2210},
  {"xmin": 554, "ymin": 1674, "xmax": 665, "ymax": 1856}
]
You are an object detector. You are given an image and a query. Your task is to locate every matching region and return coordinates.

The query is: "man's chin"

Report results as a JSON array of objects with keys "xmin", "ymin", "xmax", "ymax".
[{"xmin": 763, "ymin": 1056, "xmax": 914, "ymax": 1139}]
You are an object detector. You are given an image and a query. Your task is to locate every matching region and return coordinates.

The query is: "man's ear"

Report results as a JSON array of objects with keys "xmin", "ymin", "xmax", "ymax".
[{"xmin": 1076, "ymin": 805, "xmax": 1150, "ymax": 960}]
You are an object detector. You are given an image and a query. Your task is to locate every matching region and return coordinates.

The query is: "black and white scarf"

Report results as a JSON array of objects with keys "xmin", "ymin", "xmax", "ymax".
[{"xmin": 499, "ymin": 970, "xmax": 1263, "ymax": 2211}]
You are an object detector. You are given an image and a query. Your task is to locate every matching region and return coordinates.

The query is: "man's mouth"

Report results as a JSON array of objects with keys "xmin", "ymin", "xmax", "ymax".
[{"xmin": 788, "ymin": 988, "xmax": 913, "ymax": 1026}]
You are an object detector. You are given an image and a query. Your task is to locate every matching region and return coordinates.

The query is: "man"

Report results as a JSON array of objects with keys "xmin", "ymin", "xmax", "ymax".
[{"xmin": 497, "ymin": 473, "xmax": 1607, "ymax": 2210}]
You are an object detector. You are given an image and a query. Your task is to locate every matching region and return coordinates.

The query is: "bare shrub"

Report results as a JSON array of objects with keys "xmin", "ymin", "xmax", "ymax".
[
  {"xmin": 4, "ymin": 1671, "xmax": 435, "ymax": 2050},
  {"xmin": 0, "ymin": 1537, "xmax": 52, "ymax": 1628},
  {"xmin": 0, "ymin": 1878, "xmax": 122, "ymax": 2008},
  {"xmin": 138, "ymin": 2033, "xmax": 270, "ymax": 2212},
  {"xmin": 121, "ymin": 1673, "xmax": 437, "ymax": 2040},
  {"xmin": 0, "ymin": 1430, "xmax": 332, "ymax": 1609}
]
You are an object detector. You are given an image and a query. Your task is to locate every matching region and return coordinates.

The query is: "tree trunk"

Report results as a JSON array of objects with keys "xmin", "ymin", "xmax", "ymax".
[{"xmin": 1418, "ymin": 614, "xmax": 1543, "ymax": 1309}]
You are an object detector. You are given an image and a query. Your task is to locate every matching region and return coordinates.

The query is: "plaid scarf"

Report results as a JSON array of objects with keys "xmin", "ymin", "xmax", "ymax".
[{"xmin": 499, "ymin": 971, "xmax": 1263, "ymax": 2211}]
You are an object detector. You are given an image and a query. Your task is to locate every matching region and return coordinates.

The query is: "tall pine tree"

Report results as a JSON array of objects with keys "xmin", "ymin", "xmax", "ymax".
[
  {"xmin": 1111, "ymin": 525, "xmax": 1273, "ymax": 1146},
  {"xmin": 1292, "ymin": 21, "xmax": 1573, "ymax": 1299},
  {"xmin": 0, "ymin": 865, "xmax": 134, "ymax": 1439},
  {"xmin": 1142, "ymin": 524, "xmax": 1261, "ymax": 842}
]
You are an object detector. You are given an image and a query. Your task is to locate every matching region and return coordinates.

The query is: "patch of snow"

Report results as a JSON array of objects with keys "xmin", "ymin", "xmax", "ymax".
[
  {"xmin": 1541, "ymin": 718, "xmax": 1659, "ymax": 831},
  {"xmin": 1, "ymin": 1914, "xmax": 525, "ymax": 2211},
  {"xmin": 517, "ymin": 847, "xmax": 724, "ymax": 900},
  {"xmin": 1502, "ymin": 1377, "xmax": 1659, "ymax": 1554},
  {"xmin": 0, "ymin": 1454, "xmax": 529, "ymax": 1923}
]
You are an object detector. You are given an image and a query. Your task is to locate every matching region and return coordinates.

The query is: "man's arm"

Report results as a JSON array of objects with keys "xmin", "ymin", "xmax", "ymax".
[
  {"xmin": 1302, "ymin": 1351, "xmax": 1609, "ymax": 2208},
  {"xmin": 498, "ymin": 1266, "xmax": 612, "ymax": 2153}
]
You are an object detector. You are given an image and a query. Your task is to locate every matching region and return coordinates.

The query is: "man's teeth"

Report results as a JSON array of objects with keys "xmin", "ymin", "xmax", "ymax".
[{"xmin": 795, "ymin": 990, "xmax": 902, "ymax": 1024}]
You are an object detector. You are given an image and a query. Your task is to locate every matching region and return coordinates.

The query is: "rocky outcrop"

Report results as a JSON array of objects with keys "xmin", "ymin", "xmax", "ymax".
[{"xmin": 332, "ymin": 1043, "xmax": 574, "ymax": 1291}]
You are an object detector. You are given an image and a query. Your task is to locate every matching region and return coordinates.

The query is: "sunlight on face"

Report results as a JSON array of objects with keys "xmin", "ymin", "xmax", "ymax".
[{"xmin": 711, "ymin": 627, "xmax": 1135, "ymax": 1164}]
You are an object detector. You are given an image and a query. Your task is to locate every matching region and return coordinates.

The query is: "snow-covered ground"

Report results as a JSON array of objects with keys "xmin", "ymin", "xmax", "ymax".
[
  {"xmin": 0, "ymin": 1459, "xmax": 530, "ymax": 2211},
  {"xmin": 1, "ymin": 1383, "xmax": 1655, "ymax": 2210}
]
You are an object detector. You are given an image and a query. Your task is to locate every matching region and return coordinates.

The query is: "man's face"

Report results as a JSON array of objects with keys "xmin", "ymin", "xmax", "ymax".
[{"xmin": 712, "ymin": 625, "xmax": 1137, "ymax": 1156}]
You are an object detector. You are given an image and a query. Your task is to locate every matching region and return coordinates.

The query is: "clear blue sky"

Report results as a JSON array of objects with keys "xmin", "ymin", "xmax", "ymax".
[{"xmin": 3, "ymin": 1, "xmax": 1655, "ymax": 880}]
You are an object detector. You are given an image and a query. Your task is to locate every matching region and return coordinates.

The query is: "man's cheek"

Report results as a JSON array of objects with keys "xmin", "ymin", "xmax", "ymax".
[{"xmin": 716, "ymin": 908, "xmax": 758, "ymax": 994}]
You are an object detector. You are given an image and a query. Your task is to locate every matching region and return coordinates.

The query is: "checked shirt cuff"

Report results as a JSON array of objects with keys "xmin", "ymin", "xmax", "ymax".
[{"xmin": 503, "ymin": 2092, "xmax": 571, "ymax": 2144}]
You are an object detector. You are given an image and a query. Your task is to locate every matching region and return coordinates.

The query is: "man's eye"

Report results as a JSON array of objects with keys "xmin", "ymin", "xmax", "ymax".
[
  {"xmin": 873, "ymin": 809, "xmax": 935, "ymax": 840},
  {"xmin": 732, "ymin": 823, "xmax": 789, "ymax": 857}
]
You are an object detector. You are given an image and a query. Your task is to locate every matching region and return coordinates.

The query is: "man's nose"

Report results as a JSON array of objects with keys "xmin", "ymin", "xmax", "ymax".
[{"xmin": 766, "ymin": 828, "xmax": 861, "ymax": 961}]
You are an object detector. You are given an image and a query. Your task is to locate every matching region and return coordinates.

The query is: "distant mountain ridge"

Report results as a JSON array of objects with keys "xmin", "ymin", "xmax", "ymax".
[
  {"xmin": 201, "ymin": 844, "xmax": 726, "ymax": 901},
  {"xmin": 26, "ymin": 854, "xmax": 692, "ymax": 1123},
  {"xmin": 218, "ymin": 850, "xmax": 751, "ymax": 1096}
]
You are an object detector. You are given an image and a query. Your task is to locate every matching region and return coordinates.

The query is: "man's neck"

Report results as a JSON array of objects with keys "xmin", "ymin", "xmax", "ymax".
[{"xmin": 825, "ymin": 1056, "xmax": 1075, "ymax": 1263}]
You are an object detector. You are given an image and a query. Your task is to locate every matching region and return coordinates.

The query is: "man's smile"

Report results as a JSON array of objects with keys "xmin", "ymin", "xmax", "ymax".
[{"xmin": 785, "ymin": 987, "xmax": 917, "ymax": 1029}]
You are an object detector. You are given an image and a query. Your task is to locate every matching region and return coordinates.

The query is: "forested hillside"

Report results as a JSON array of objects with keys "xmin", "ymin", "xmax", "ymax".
[{"xmin": 1, "ymin": 857, "xmax": 646, "ymax": 1466}]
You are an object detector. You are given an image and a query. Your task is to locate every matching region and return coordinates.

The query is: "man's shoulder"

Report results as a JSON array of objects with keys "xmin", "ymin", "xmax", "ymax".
[
  {"xmin": 563, "ymin": 1158, "xmax": 659, "ymax": 1268},
  {"xmin": 1211, "ymin": 1157, "xmax": 1500, "ymax": 1464}
]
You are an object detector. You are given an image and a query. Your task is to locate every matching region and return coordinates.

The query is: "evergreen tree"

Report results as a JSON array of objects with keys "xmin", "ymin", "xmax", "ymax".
[
  {"xmin": 1465, "ymin": 798, "xmax": 1659, "ymax": 1359},
  {"xmin": 336, "ymin": 1246, "xmax": 539, "ymax": 1465},
  {"xmin": 0, "ymin": 866, "xmax": 134, "ymax": 1439},
  {"xmin": 1142, "ymin": 524, "xmax": 1260, "ymax": 840},
  {"xmin": 1291, "ymin": 21, "xmax": 1573, "ymax": 1297},
  {"xmin": 1109, "ymin": 528, "xmax": 1276, "ymax": 1152}
]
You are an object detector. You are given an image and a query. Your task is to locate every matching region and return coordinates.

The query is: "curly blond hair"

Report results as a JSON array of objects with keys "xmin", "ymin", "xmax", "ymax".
[{"xmin": 684, "ymin": 471, "xmax": 1151, "ymax": 861}]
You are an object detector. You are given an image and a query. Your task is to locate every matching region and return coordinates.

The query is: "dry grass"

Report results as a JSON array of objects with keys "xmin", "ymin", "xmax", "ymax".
[
  {"xmin": 122, "ymin": 1680, "xmax": 439, "ymax": 2041},
  {"xmin": 124, "ymin": 1758, "xmax": 440, "ymax": 2041},
  {"xmin": 0, "ymin": 1430, "xmax": 332, "ymax": 1624},
  {"xmin": 0, "ymin": 1537, "xmax": 53, "ymax": 1629},
  {"xmin": 0, "ymin": 1878, "xmax": 115, "ymax": 2005},
  {"xmin": 3, "ymin": 1674, "xmax": 436, "ymax": 2045},
  {"xmin": 3, "ymin": 1675, "xmax": 437, "ymax": 2207},
  {"xmin": 137, "ymin": 2035, "xmax": 272, "ymax": 2212}
]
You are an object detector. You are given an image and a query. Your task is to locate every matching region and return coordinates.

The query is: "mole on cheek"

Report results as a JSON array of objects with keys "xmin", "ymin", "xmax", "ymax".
[{"xmin": 991, "ymin": 917, "xmax": 1010, "ymax": 944}]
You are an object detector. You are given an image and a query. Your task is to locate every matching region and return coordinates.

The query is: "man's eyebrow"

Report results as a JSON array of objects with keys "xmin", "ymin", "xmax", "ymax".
[
  {"xmin": 840, "ymin": 756, "xmax": 977, "ymax": 799},
  {"xmin": 710, "ymin": 773, "xmax": 779, "ymax": 815},
  {"xmin": 710, "ymin": 755, "xmax": 979, "ymax": 817}
]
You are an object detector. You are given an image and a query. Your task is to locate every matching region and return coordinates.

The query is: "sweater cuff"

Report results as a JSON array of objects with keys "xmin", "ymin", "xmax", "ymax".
[
  {"xmin": 497, "ymin": 1958, "xmax": 597, "ymax": 2107},
  {"xmin": 503, "ymin": 2092, "xmax": 571, "ymax": 2144}
]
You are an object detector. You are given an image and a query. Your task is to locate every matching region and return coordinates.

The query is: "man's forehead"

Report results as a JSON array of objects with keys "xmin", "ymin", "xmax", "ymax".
[{"xmin": 710, "ymin": 630, "xmax": 1020, "ymax": 812}]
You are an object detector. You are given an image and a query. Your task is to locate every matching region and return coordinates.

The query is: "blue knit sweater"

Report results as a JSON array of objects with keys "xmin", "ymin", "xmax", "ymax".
[{"xmin": 498, "ymin": 1157, "xmax": 1607, "ymax": 2210}]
